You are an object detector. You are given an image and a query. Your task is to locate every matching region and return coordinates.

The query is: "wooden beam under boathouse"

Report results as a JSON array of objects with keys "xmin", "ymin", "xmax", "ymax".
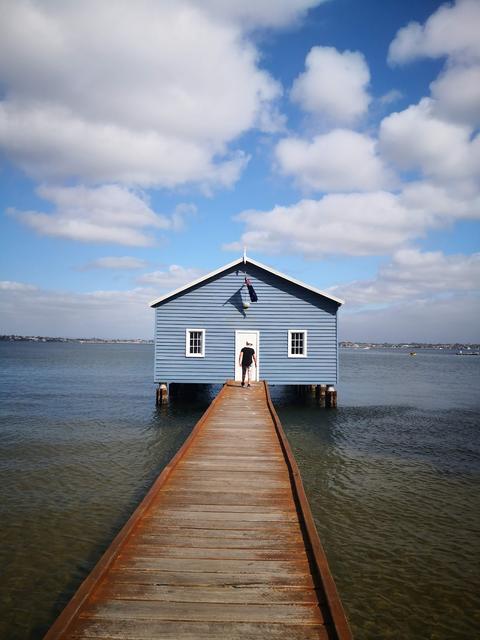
[{"xmin": 44, "ymin": 381, "xmax": 352, "ymax": 640}]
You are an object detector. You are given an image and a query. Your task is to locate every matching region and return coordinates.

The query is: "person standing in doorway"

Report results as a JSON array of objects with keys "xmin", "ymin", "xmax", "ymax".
[{"xmin": 239, "ymin": 341, "xmax": 257, "ymax": 387}]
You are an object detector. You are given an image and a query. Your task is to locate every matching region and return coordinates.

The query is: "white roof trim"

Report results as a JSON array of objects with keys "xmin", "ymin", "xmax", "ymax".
[
  {"xmin": 149, "ymin": 258, "xmax": 242, "ymax": 307},
  {"xmin": 149, "ymin": 256, "xmax": 344, "ymax": 307},
  {"xmin": 247, "ymin": 257, "xmax": 344, "ymax": 305}
]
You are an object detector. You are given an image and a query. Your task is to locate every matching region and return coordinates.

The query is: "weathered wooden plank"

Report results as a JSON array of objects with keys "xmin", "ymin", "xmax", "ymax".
[
  {"xmin": 114, "ymin": 557, "xmax": 311, "ymax": 576},
  {"xmin": 184, "ymin": 454, "xmax": 284, "ymax": 462},
  {"xmin": 158, "ymin": 487, "xmax": 293, "ymax": 508},
  {"xmin": 152, "ymin": 501, "xmax": 295, "ymax": 513},
  {"xmin": 198, "ymin": 424, "xmax": 271, "ymax": 428},
  {"xmin": 166, "ymin": 468, "xmax": 288, "ymax": 479},
  {"xmin": 134, "ymin": 526, "xmax": 301, "ymax": 542},
  {"xmin": 146, "ymin": 509, "xmax": 298, "ymax": 522},
  {"xmin": 163, "ymin": 480, "xmax": 287, "ymax": 491},
  {"xmin": 121, "ymin": 545, "xmax": 309, "ymax": 562},
  {"xmin": 193, "ymin": 443, "xmax": 277, "ymax": 450},
  {"xmin": 201, "ymin": 416, "xmax": 271, "ymax": 421},
  {"xmin": 194, "ymin": 438, "xmax": 275, "ymax": 446},
  {"xmin": 201, "ymin": 426, "xmax": 272, "ymax": 431},
  {"xmin": 82, "ymin": 599, "xmax": 324, "ymax": 625},
  {"xmin": 143, "ymin": 517, "xmax": 301, "ymax": 531},
  {"xmin": 131, "ymin": 532, "xmax": 303, "ymax": 549},
  {"xmin": 206, "ymin": 410, "xmax": 269, "ymax": 415},
  {"xmin": 161, "ymin": 481, "xmax": 290, "ymax": 492},
  {"xmin": 156, "ymin": 490, "xmax": 292, "ymax": 503},
  {"xmin": 197, "ymin": 427, "xmax": 272, "ymax": 432},
  {"xmin": 180, "ymin": 460, "xmax": 285, "ymax": 468},
  {"xmin": 170, "ymin": 468, "xmax": 286, "ymax": 479},
  {"xmin": 178, "ymin": 462, "xmax": 286, "ymax": 472},
  {"xmin": 193, "ymin": 444, "xmax": 278, "ymax": 451},
  {"xmin": 107, "ymin": 569, "xmax": 316, "ymax": 588},
  {"xmin": 203, "ymin": 427, "xmax": 274, "ymax": 432},
  {"xmin": 191, "ymin": 453, "xmax": 281, "ymax": 461},
  {"xmin": 202, "ymin": 426, "xmax": 273, "ymax": 432},
  {"xmin": 69, "ymin": 619, "xmax": 330, "ymax": 639},
  {"xmin": 95, "ymin": 583, "xmax": 320, "ymax": 604}
]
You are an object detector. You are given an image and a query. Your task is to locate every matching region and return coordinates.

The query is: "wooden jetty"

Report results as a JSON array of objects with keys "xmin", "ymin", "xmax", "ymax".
[{"xmin": 45, "ymin": 381, "xmax": 352, "ymax": 640}]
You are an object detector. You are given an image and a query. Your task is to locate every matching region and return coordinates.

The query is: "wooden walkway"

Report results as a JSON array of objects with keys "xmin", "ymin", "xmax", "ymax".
[{"xmin": 45, "ymin": 382, "xmax": 351, "ymax": 640}]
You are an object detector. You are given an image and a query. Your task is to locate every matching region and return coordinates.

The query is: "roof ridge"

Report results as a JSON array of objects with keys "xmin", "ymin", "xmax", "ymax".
[{"xmin": 149, "ymin": 256, "xmax": 344, "ymax": 307}]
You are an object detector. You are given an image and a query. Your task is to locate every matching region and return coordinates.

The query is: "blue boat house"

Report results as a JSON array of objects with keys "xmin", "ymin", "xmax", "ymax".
[{"xmin": 150, "ymin": 255, "xmax": 344, "ymax": 403}]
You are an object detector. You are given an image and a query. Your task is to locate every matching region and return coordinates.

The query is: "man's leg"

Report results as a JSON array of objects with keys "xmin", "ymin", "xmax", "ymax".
[
  {"xmin": 241, "ymin": 365, "xmax": 246, "ymax": 386},
  {"xmin": 246, "ymin": 365, "xmax": 251, "ymax": 386}
]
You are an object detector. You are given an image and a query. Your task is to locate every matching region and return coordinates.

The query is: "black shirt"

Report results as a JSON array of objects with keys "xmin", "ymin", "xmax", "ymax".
[{"xmin": 240, "ymin": 347, "xmax": 255, "ymax": 367}]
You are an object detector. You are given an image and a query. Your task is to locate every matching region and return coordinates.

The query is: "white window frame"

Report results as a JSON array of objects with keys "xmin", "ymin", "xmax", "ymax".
[
  {"xmin": 288, "ymin": 329, "xmax": 308, "ymax": 358},
  {"xmin": 185, "ymin": 328, "xmax": 205, "ymax": 358}
]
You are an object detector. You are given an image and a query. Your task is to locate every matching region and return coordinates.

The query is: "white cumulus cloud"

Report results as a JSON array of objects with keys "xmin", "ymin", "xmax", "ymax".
[
  {"xmin": 0, "ymin": 102, "xmax": 249, "ymax": 188},
  {"xmin": 291, "ymin": 46, "xmax": 371, "ymax": 124},
  {"xmin": 379, "ymin": 89, "xmax": 404, "ymax": 105},
  {"xmin": 400, "ymin": 181, "xmax": 480, "ymax": 221},
  {"xmin": 331, "ymin": 249, "xmax": 480, "ymax": 307},
  {"xmin": 0, "ymin": 282, "xmax": 154, "ymax": 339},
  {"xmin": 0, "ymin": 281, "xmax": 38, "ymax": 292},
  {"xmin": 138, "ymin": 265, "xmax": 205, "ymax": 290},
  {"xmin": 379, "ymin": 98, "xmax": 480, "ymax": 188},
  {"xmin": 227, "ymin": 177, "xmax": 480, "ymax": 259},
  {"xmin": 388, "ymin": 0, "xmax": 480, "ymax": 65},
  {"xmin": 192, "ymin": 0, "xmax": 326, "ymax": 29},
  {"xmin": 339, "ymin": 294, "xmax": 480, "ymax": 343},
  {"xmin": 388, "ymin": 0, "xmax": 480, "ymax": 130},
  {"xmin": 275, "ymin": 129, "xmax": 394, "ymax": 192},
  {"xmin": 80, "ymin": 257, "xmax": 148, "ymax": 271},
  {"xmin": 0, "ymin": 0, "xmax": 286, "ymax": 189},
  {"xmin": 10, "ymin": 185, "xmax": 177, "ymax": 246},
  {"xmin": 0, "ymin": 261, "xmax": 207, "ymax": 338},
  {"xmin": 430, "ymin": 64, "xmax": 480, "ymax": 127},
  {"xmin": 333, "ymin": 247, "xmax": 480, "ymax": 342},
  {"xmin": 226, "ymin": 192, "xmax": 439, "ymax": 258}
]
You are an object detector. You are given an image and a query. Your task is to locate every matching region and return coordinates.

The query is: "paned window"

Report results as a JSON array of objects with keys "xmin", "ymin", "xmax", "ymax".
[
  {"xmin": 288, "ymin": 330, "xmax": 307, "ymax": 357},
  {"xmin": 186, "ymin": 329, "xmax": 205, "ymax": 357}
]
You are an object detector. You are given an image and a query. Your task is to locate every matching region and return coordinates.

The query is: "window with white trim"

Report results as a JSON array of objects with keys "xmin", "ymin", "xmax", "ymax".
[
  {"xmin": 288, "ymin": 330, "xmax": 307, "ymax": 357},
  {"xmin": 186, "ymin": 329, "xmax": 205, "ymax": 357}
]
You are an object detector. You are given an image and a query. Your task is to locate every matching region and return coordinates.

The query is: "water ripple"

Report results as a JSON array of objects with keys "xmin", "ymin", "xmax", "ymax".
[{"xmin": 1, "ymin": 343, "xmax": 479, "ymax": 639}]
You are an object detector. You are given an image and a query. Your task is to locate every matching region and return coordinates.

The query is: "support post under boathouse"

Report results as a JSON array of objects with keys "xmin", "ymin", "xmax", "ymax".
[{"xmin": 150, "ymin": 255, "xmax": 344, "ymax": 405}]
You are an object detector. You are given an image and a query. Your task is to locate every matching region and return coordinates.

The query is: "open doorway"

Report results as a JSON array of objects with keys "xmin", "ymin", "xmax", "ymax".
[{"xmin": 234, "ymin": 330, "xmax": 260, "ymax": 381}]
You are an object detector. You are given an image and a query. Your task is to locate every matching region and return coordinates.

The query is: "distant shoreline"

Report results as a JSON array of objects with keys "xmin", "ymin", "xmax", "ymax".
[
  {"xmin": 340, "ymin": 341, "xmax": 480, "ymax": 351},
  {"xmin": 1, "ymin": 335, "xmax": 153, "ymax": 344},
  {"xmin": 1, "ymin": 335, "xmax": 478, "ymax": 350}
]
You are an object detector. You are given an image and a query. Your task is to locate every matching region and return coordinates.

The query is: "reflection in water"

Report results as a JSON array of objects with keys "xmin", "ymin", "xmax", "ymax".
[
  {"xmin": 0, "ymin": 344, "xmax": 479, "ymax": 639},
  {"xmin": 272, "ymin": 385, "xmax": 480, "ymax": 640},
  {"xmin": 0, "ymin": 344, "xmax": 217, "ymax": 639}
]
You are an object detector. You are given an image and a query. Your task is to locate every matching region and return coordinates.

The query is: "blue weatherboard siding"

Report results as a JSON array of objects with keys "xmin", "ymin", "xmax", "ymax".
[{"xmin": 153, "ymin": 263, "xmax": 339, "ymax": 385}]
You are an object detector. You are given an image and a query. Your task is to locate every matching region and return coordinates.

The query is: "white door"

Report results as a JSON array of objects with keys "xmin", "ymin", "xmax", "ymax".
[{"xmin": 235, "ymin": 331, "xmax": 259, "ymax": 382}]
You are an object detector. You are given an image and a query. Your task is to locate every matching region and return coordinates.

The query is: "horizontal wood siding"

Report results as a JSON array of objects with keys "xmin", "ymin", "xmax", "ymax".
[{"xmin": 154, "ymin": 264, "xmax": 339, "ymax": 384}]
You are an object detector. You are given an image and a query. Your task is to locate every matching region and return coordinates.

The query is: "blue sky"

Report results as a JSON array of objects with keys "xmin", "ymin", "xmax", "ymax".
[{"xmin": 1, "ymin": 0, "xmax": 479, "ymax": 341}]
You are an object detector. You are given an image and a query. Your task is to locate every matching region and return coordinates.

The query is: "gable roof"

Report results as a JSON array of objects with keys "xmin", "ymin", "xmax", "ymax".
[{"xmin": 149, "ymin": 256, "xmax": 344, "ymax": 307}]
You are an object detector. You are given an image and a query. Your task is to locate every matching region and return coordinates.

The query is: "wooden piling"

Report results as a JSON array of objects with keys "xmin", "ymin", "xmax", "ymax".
[
  {"xmin": 316, "ymin": 384, "xmax": 327, "ymax": 407},
  {"xmin": 156, "ymin": 383, "xmax": 169, "ymax": 406},
  {"xmin": 325, "ymin": 386, "xmax": 337, "ymax": 408},
  {"xmin": 332, "ymin": 389, "xmax": 337, "ymax": 408}
]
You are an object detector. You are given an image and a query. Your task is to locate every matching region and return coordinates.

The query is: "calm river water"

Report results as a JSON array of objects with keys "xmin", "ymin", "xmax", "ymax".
[{"xmin": 0, "ymin": 342, "xmax": 479, "ymax": 639}]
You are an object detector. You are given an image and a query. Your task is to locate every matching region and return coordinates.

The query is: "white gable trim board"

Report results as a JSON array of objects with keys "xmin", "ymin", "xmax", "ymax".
[{"xmin": 150, "ymin": 257, "xmax": 344, "ymax": 307}]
